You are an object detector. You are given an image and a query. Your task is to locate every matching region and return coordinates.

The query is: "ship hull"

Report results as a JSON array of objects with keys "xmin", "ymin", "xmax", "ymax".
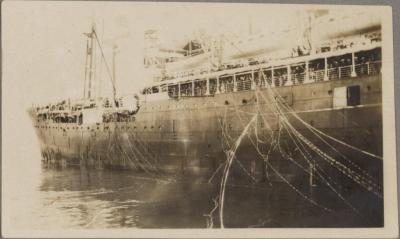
[{"xmin": 30, "ymin": 75, "xmax": 382, "ymax": 187}]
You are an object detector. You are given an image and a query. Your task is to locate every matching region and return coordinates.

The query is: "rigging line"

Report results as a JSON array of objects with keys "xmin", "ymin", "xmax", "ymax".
[
  {"xmin": 219, "ymin": 114, "xmax": 257, "ymax": 228},
  {"xmin": 123, "ymin": 135, "xmax": 147, "ymax": 170},
  {"xmin": 224, "ymin": 91, "xmax": 333, "ymax": 212},
  {"xmin": 232, "ymin": 88, "xmax": 380, "ymax": 182},
  {"xmin": 249, "ymin": 131, "xmax": 334, "ymax": 213},
  {"xmin": 283, "ymin": 128, "xmax": 363, "ymax": 215},
  {"xmin": 258, "ymin": 69, "xmax": 382, "ymax": 160},
  {"xmin": 92, "ymin": 34, "xmax": 97, "ymax": 98},
  {"xmin": 208, "ymin": 161, "xmax": 227, "ymax": 184},
  {"xmin": 92, "ymin": 30, "xmax": 116, "ymax": 101},
  {"xmin": 282, "ymin": 117, "xmax": 342, "ymax": 189},
  {"xmin": 289, "ymin": 114, "xmax": 379, "ymax": 183},
  {"xmin": 292, "ymin": 112, "xmax": 383, "ymax": 160},
  {"xmin": 257, "ymin": 71, "xmax": 382, "ymax": 188},
  {"xmin": 272, "ymin": 94, "xmax": 382, "ymax": 191},
  {"xmin": 266, "ymin": 85, "xmax": 378, "ymax": 188},
  {"xmin": 118, "ymin": 137, "xmax": 146, "ymax": 171},
  {"xmin": 232, "ymin": 88, "xmax": 361, "ymax": 213},
  {"xmin": 286, "ymin": 131, "xmax": 362, "ymax": 215},
  {"xmin": 120, "ymin": 132, "xmax": 151, "ymax": 171},
  {"xmin": 128, "ymin": 133, "xmax": 160, "ymax": 168},
  {"xmin": 98, "ymin": 21, "xmax": 105, "ymax": 97},
  {"xmin": 217, "ymin": 117, "xmax": 259, "ymax": 184},
  {"xmin": 126, "ymin": 132, "xmax": 158, "ymax": 171},
  {"xmin": 131, "ymin": 132, "xmax": 158, "ymax": 160},
  {"xmin": 273, "ymin": 101, "xmax": 382, "ymax": 197},
  {"xmin": 233, "ymin": 159, "xmax": 258, "ymax": 182}
]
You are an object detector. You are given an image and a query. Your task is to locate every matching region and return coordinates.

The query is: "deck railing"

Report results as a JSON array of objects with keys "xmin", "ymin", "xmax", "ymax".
[{"xmin": 159, "ymin": 60, "xmax": 381, "ymax": 98}]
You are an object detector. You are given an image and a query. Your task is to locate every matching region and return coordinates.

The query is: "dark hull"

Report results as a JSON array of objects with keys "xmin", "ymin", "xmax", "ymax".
[{"xmin": 30, "ymin": 74, "xmax": 382, "ymax": 183}]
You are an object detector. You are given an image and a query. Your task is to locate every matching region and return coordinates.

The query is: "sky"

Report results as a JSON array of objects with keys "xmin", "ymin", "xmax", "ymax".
[
  {"xmin": 2, "ymin": 2, "xmax": 381, "ymax": 107},
  {"xmin": 2, "ymin": 1, "xmax": 303, "ymax": 106}
]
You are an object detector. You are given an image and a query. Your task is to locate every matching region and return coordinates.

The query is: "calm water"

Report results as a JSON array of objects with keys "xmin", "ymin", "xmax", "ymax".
[{"xmin": 7, "ymin": 161, "xmax": 382, "ymax": 229}]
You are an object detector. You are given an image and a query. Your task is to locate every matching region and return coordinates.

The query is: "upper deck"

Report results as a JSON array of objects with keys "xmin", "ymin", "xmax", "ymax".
[{"xmin": 141, "ymin": 42, "xmax": 381, "ymax": 101}]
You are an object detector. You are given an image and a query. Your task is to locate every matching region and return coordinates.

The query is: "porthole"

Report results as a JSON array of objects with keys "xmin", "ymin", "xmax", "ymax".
[
  {"xmin": 225, "ymin": 100, "xmax": 229, "ymax": 105},
  {"xmin": 242, "ymin": 99, "xmax": 247, "ymax": 104}
]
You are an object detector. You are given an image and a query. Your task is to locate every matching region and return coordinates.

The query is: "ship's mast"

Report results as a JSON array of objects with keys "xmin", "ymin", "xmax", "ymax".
[
  {"xmin": 83, "ymin": 24, "xmax": 96, "ymax": 100},
  {"xmin": 112, "ymin": 45, "xmax": 118, "ymax": 103},
  {"xmin": 82, "ymin": 23, "xmax": 118, "ymax": 107},
  {"xmin": 83, "ymin": 38, "xmax": 89, "ymax": 98}
]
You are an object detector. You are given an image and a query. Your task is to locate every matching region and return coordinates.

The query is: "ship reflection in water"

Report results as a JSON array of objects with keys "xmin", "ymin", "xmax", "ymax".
[{"xmin": 33, "ymin": 161, "xmax": 382, "ymax": 229}]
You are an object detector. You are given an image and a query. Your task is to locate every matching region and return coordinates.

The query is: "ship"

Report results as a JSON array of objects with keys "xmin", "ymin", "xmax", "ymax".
[{"xmin": 28, "ymin": 9, "xmax": 383, "ymax": 205}]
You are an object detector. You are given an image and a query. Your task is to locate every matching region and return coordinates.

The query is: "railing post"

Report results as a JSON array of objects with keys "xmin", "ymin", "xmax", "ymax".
[
  {"xmin": 251, "ymin": 69, "xmax": 256, "ymax": 90},
  {"xmin": 192, "ymin": 80, "xmax": 195, "ymax": 96},
  {"xmin": 324, "ymin": 57, "xmax": 328, "ymax": 81},
  {"xmin": 233, "ymin": 74, "xmax": 237, "ymax": 92},
  {"xmin": 216, "ymin": 76, "xmax": 220, "ymax": 94},
  {"xmin": 305, "ymin": 61, "xmax": 310, "ymax": 83},
  {"xmin": 287, "ymin": 65, "xmax": 292, "ymax": 86},
  {"xmin": 351, "ymin": 52, "xmax": 357, "ymax": 77},
  {"xmin": 271, "ymin": 66, "xmax": 274, "ymax": 87},
  {"xmin": 178, "ymin": 82, "xmax": 181, "ymax": 99},
  {"xmin": 205, "ymin": 78, "xmax": 210, "ymax": 95},
  {"xmin": 338, "ymin": 67, "xmax": 341, "ymax": 79}
]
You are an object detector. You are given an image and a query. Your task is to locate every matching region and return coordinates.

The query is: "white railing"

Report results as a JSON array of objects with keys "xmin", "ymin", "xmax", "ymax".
[
  {"xmin": 338, "ymin": 65, "xmax": 352, "ymax": 79},
  {"xmin": 161, "ymin": 60, "xmax": 381, "ymax": 98},
  {"xmin": 236, "ymin": 78, "xmax": 252, "ymax": 91},
  {"xmin": 328, "ymin": 67, "xmax": 339, "ymax": 80},
  {"xmin": 310, "ymin": 70, "xmax": 325, "ymax": 82},
  {"xmin": 291, "ymin": 72, "xmax": 306, "ymax": 85}
]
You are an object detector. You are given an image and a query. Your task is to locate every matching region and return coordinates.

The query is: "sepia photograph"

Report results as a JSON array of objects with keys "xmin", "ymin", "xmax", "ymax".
[{"xmin": 1, "ymin": 1, "xmax": 398, "ymax": 238}]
